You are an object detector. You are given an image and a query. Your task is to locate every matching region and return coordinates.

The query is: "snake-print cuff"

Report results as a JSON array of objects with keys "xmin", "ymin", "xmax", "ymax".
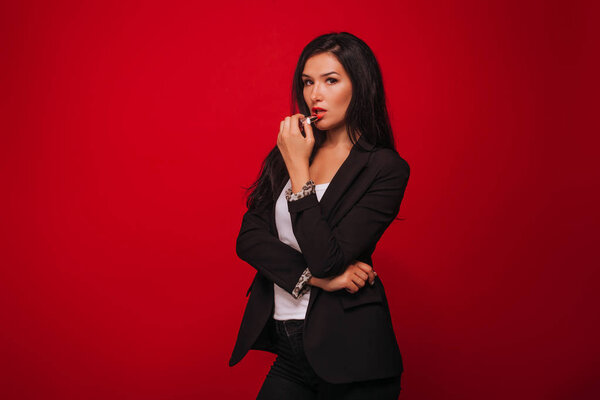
[
  {"xmin": 285, "ymin": 180, "xmax": 316, "ymax": 202},
  {"xmin": 291, "ymin": 267, "xmax": 312, "ymax": 299}
]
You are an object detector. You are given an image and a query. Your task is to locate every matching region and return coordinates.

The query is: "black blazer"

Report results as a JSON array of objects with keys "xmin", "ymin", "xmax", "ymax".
[{"xmin": 229, "ymin": 134, "xmax": 410, "ymax": 384}]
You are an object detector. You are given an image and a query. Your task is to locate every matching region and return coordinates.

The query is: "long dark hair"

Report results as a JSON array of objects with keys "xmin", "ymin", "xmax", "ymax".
[{"xmin": 243, "ymin": 32, "xmax": 398, "ymax": 212}]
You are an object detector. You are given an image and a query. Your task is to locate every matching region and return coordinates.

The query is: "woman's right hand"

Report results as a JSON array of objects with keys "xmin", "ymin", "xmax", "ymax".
[{"xmin": 310, "ymin": 261, "xmax": 377, "ymax": 294}]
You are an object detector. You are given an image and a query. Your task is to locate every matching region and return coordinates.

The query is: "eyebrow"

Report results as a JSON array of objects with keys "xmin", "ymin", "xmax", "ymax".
[{"xmin": 301, "ymin": 71, "xmax": 340, "ymax": 78}]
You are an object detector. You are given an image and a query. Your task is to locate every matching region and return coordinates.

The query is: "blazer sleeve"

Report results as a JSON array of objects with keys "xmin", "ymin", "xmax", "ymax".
[
  {"xmin": 235, "ymin": 203, "xmax": 312, "ymax": 298},
  {"xmin": 287, "ymin": 152, "xmax": 410, "ymax": 279}
]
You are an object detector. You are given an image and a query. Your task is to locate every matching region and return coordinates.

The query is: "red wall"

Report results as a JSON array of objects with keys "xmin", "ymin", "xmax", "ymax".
[{"xmin": 1, "ymin": 1, "xmax": 598, "ymax": 399}]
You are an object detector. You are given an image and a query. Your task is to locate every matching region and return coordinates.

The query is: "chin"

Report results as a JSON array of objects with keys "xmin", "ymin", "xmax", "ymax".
[
  {"xmin": 315, "ymin": 122, "xmax": 329, "ymax": 131},
  {"xmin": 318, "ymin": 120, "xmax": 343, "ymax": 132},
  {"xmin": 315, "ymin": 117, "xmax": 340, "ymax": 130}
]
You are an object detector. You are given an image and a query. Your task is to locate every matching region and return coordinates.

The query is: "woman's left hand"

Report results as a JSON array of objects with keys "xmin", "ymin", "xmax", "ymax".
[
  {"xmin": 309, "ymin": 261, "xmax": 378, "ymax": 294},
  {"xmin": 277, "ymin": 114, "xmax": 315, "ymax": 172}
]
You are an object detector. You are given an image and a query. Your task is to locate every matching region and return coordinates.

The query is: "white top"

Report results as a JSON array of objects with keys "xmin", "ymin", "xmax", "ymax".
[{"xmin": 273, "ymin": 178, "xmax": 330, "ymax": 320}]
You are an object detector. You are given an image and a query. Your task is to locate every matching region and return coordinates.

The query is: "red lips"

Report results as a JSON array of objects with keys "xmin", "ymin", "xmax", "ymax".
[{"xmin": 311, "ymin": 107, "xmax": 326, "ymax": 121}]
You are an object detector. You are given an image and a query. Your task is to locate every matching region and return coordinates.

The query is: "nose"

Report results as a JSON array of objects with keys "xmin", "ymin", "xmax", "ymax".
[{"xmin": 309, "ymin": 81, "xmax": 323, "ymax": 103}]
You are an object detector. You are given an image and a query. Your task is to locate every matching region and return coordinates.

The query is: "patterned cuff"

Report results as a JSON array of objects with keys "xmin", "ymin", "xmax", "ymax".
[
  {"xmin": 291, "ymin": 267, "xmax": 312, "ymax": 299},
  {"xmin": 285, "ymin": 180, "xmax": 316, "ymax": 202}
]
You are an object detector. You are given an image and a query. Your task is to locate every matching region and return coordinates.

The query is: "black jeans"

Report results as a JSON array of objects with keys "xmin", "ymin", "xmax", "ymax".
[{"xmin": 256, "ymin": 318, "xmax": 402, "ymax": 399}]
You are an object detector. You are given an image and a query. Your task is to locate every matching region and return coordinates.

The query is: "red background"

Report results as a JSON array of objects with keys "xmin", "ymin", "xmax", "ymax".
[{"xmin": 1, "ymin": 1, "xmax": 598, "ymax": 399}]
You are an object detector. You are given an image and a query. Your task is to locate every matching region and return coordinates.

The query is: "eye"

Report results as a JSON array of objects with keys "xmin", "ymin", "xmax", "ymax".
[{"xmin": 303, "ymin": 78, "xmax": 338, "ymax": 86}]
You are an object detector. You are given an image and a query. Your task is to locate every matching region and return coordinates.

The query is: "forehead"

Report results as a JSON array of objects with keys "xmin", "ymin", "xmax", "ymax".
[{"xmin": 302, "ymin": 53, "xmax": 346, "ymax": 76}]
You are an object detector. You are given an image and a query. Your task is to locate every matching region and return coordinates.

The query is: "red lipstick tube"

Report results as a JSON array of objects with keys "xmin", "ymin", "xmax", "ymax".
[{"xmin": 298, "ymin": 114, "xmax": 321, "ymax": 137}]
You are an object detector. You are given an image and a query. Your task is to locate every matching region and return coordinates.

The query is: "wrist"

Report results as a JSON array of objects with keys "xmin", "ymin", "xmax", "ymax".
[
  {"xmin": 288, "ymin": 166, "xmax": 311, "ymax": 193},
  {"xmin": 308, "ymin": 276, "xmax": 321, "ymax": 288}
]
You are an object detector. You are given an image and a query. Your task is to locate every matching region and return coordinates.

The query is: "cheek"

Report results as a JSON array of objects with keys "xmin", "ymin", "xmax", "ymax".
[
  {"xmin": 304, "ymin": 91, "xmax": 314, "ymax": 109},
  {"xmin": 334, "ymin": 86, "xmax": 352, "ymax": 107}
]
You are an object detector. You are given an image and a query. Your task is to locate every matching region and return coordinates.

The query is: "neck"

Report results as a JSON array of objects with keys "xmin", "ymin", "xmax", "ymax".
[{"xmin": 322, "ymin": 124, "xmax": 359, "ymax": 150}]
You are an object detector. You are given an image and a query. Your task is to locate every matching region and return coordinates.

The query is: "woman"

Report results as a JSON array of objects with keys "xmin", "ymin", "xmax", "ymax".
[{"xmin": 229, "ymin": 32, "xmax": 410, "ymax": 399}]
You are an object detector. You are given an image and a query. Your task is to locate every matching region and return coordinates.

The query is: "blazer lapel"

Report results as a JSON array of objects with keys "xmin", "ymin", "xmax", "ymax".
[{"xmin": 317, "ymin": 134, "xmax": 375, "ymax": 225}]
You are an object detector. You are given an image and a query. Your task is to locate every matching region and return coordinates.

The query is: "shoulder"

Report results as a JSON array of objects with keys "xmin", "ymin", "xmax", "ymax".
[{"xmin": 368, "ymin": 147, "xmax": 410, "ymax": 179}]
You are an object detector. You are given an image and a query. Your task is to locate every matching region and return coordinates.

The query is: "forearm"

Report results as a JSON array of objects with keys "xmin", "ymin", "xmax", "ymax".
[
  {"xmin": 307, "ymin": 276, "xmax": 328, "ymax": 290},
  {"xmin": 236, "ymin": 206, "xmax": 309, "ymax": 297},
  {"xmin": 307, "ymin": 276, "xmax": 318, "ymax": 286}
]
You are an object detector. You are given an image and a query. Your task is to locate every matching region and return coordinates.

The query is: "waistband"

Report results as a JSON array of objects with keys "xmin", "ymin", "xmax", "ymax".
[{"xmin": 273, "ymin": 318, "xmax": 305, "ymax": 336}]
